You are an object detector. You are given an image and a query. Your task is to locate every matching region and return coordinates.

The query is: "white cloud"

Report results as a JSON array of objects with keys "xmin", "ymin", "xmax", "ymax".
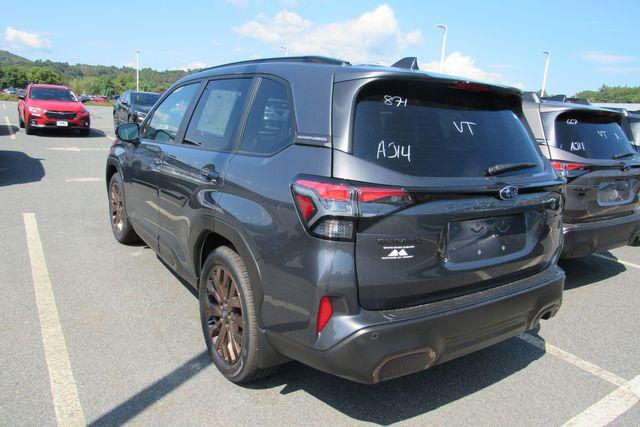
[
  {"xmin": 234, "ymin": 4, "xmax": 423, "ymax": 64},
  {"xmin": 581, "ymin": 51, "xmax": 636, "ymax": 64},
  {"xmin": 597, "ymin": 66, "xmax": 640, "ymax": 74},
  {"xmin": 422, "ymin": 52, "xmax": 523, "ymax": 88},
  {"xmin": 181, "ymin": 60, "xmax": 208, "ymax": 71},
  {"xmin": 4, "ymin": 26, "xmax": 52, "ymax": 50}
]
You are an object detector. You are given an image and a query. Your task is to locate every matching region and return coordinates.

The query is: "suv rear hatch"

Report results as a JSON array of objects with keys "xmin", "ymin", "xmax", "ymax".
[
  {"xmin": 331, "ymin": 78, "xmax": 564, "ymax": 310},
  {"xmin": 545, "ymin": 109, "xmax": 640, "ymax": 223}
]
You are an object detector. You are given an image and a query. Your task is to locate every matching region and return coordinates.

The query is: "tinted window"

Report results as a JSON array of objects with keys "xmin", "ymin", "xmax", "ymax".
[
  {"xmin": 353, "ymin": 81, "xmax": 543, "ymax": 177},
  {"xmin": 30, "ymin": 87, "xmax": 77, "ymax": 102},
  {"xmin": 554, "ymin": 112, "xmax": 635, "ymax": 159},
  {"xmin": 143, "ymin": 83, "xmax": 199, "ymax": 143},
  {"xmin": 239, "ymin": 78, "xmax": 293, "ymax": 155},
  {"xmin": 132, "ymin": 92, "xmax": 160, "ymax": 106},
  {"xmin": 184, "ymin": 79, "xmax": 252, "ymax": 151},
  {"xmin": 630, "ymin": 119, "xmax": 640, "ymax": 144}
]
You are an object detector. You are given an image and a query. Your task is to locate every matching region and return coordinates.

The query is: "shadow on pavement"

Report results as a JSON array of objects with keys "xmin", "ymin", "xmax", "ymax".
[
  {"xmin": 30, "ymin": 127, "xmax": 108, "ymax": 138},
  {"xmin": 0, "ymin": 149, "xmax": 45, "ymax": 187},
  {"xmin": 247, "ymin": 336, "xmax": 545, "ymax": 424},
  {"xmin": 559, "ymin": 254, "xmax": 626, "ymax": 290},
  {"xmin": 0, "ymin": 125, "xmax": 19, "ymax": 136},
  {"xmin": 88, "ymin": 351, "xmax": 211, "ymax": 426}
]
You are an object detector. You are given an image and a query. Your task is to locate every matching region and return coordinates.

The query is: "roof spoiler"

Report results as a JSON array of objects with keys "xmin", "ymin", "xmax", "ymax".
[
  {"xmin": 541, "ymin": 94, "xmax": 591, "ymax": 106},
  {"xmin": 391, "ymin": 57, "xmax": 419, "ymax": 71}
]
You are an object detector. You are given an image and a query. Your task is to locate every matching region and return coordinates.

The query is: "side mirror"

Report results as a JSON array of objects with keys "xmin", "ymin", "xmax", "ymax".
[
  {"xmin": 122, "ymin": 100, "xmax": 129, "ymax": 107},
  {"xmin": 116, "ymin": 123, "xmax": 140, "ymax": 143},
  {"xmin": 17, "ymin": 94, "xmax": 25, "ymax": 100}
]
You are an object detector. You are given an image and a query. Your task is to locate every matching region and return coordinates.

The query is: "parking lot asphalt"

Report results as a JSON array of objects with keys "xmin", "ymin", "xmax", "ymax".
[{"xmin": 0, "ymin": 100, "xmax": 638, "ymax": 426}]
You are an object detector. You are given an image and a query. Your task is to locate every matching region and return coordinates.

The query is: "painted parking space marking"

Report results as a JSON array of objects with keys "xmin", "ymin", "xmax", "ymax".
[
  {"xmin": 2, "ymin": 103, "xmax": 6, "ymax": 109},
  {"xmin": 593, "ymin": 253, "xmax": 640, "ymax": 270},
  {"xmin": 65, "ymin": 177, "xmax": 102, "ymax": 182},
  {"xmin": 106, "ymin": 134, "xmax": 115, "ymax": 141},
  {"xmin": 519, "ymin": 333, "xmax": 626, "ymax": 387},
  {"xmin": 4, "ymin": 115, "xmax": 16, "ymax": 139},
  {"xmin": 563, "ymin": 375, "xmax": 640, "ymax": 427},
  {"xmin": 23, "ymin": 213, "xmax": 86, "ymax": 426}
]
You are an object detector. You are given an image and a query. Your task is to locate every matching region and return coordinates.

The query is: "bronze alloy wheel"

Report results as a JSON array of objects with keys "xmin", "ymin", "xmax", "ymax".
[
  {"xmin": 204, "ymin": 266, "xmax": 244, "ymax": 364},
  {"xmin": 110, "ymin": 181, "xmax": 124, "ymax": 234}
]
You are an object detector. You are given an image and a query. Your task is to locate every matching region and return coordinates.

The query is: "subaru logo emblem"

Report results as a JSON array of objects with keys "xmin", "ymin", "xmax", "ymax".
[{"xmin": 499, "ymin": 186, "xmax": 518, "ymax": 200}]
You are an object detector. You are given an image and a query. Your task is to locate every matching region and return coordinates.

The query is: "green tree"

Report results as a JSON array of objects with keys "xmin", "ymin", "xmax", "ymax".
[
  {"xmin": 1, "ymin": 65, "xmax": 28, "ymax": 88},
  {"xmin": 27, "ymin": 66, "xmax": 65, "ymax": 85}
]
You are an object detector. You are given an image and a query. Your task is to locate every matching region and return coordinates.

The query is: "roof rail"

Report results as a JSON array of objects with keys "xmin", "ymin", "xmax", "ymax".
[
  {"xmin": 198, "ymin": 56, "xmax": 351, "ymax": 72},
  {"xmin": 391, "ymin": 57, "xmax": 419, "ymax": 70}
]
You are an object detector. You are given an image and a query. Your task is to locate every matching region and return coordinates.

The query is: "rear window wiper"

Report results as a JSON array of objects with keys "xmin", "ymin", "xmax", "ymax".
[
  {"xmin": 485, "ymin": 162, "xmax": 538, "ymax": 176},
  {"xmin": 613, "ymin": 152, "xmax": 636, "ymax": 159}
]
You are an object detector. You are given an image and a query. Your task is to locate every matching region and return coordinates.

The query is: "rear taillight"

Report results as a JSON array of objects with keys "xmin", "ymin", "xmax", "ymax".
[
  {"xmin": 292, "ymin": 177, "xmax": 413, "ymax": 241},
  {"xmin": 551, "ymin": 161, "xmax": 589, "ymax": 177}
]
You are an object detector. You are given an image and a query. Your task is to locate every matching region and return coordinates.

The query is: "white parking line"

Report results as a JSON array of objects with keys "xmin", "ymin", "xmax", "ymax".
[
  {"xmin": 2, "ymin": 103, "xmax": 6, "ymax": 109},
  {"xmin": 23, "ymin": 213, "xmax": 86, "ymax": 426},
  {"xmin": 4, "ymin": 115, "xmax": 15, "ymax": 139},
  {"xmin": 563, "ymin": 375, "xmax": 640, "ymax": 427},
  {"xmin": 519, "ymin": 333, "xmax": 626, "ymax": 386},
  {"xmin": 65, "ymin": 177, "xmax": 102, "ymax": 182},
  {"xmin": 593, "ymin": 253, "xmax": 640, "ymax": 270}
]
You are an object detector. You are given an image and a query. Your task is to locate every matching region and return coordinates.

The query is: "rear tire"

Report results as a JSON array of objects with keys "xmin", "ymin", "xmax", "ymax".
[
  {"xmin": 199, "ymin": 246, "xmax": 279, "ymax": 383},
  {"xmin": 108, "ymin": 173, "xmax": 139, "ymax": 244}
]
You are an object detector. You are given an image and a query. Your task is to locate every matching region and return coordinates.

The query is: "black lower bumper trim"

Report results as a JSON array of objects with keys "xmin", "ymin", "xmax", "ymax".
[
  {"xmin": 562, "ymin": 213, "xmax": 640, "ymax": 258},
  {"xmin": 267, "ymin": 268, "xmax": 565, "ymax": 384}
]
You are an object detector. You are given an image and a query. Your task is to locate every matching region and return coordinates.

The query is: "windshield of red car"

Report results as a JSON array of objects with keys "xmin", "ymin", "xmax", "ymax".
[{"xmin": 30, "ymin": 88, "xmax": 77, "ymax": 102}]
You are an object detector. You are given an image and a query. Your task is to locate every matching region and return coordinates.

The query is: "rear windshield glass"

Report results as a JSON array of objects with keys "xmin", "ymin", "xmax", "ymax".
[
  {"xmin": 30, "ymin": 87, "xmax": 77, "ymax": 102},
  {"xmin": 554, "ymin": 111, "xmax": 635, "ymax": 159},
  {"xmin": 132, "ymin": 92, "xmax": 160, "ymax": 106},
  {"xmin": 353, "ymin": 81, "xmax": 543, "ymax": 177}
]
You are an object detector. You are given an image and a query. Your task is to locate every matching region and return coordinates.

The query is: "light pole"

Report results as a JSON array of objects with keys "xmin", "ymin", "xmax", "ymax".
[
  {"xmin": 541, "ymin": 51, "xmax": 551, "ymax": 97},
  {"xmin": 280, "ymin": 46, "xmax": 288, "ymax": 57},
  {"xmin": 136, "ymin": 50, "xmax": 140, "ymax": 91},
  {"xmin": 436, "ymin": 24, "xmax": 448, "ymax": 72}
]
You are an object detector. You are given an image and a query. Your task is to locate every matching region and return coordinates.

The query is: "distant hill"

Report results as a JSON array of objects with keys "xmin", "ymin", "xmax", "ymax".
[
  {"xmin": 0, "ymin": 50, "xmax": 32, "ymax": 66},
  {"xmin": 0, "ymin": 49, "xmax": 190, "ymax": 95}
]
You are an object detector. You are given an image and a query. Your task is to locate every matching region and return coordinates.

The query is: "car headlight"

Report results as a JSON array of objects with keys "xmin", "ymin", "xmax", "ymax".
[
  {"xmin": 28, "ymin": 106, "xmax": 42, "ymax": 113},
  {"xmin": 80, "ymin": 108, "xmax": 89, "ymax": 114}
]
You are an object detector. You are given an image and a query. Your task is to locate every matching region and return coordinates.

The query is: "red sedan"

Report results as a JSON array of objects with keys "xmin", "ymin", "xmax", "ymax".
[{"xmin": 18, "ymin": 83, "xmax": 91, "ymax": 136}]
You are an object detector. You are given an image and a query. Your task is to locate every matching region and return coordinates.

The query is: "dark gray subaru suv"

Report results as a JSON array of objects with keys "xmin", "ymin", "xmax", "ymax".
[
  {"xmin": 522, "ymin": 93, "xmax": 640, "ymax": 258},
  {"xmin": 106, "ymin": 57, "xmax": 565, "ymax": 384}
]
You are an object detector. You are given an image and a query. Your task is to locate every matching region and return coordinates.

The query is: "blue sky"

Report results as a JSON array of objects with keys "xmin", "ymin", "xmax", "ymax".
[{"xmin": 1, "ymin": 0, "xmax": 639, "ymax": 94}]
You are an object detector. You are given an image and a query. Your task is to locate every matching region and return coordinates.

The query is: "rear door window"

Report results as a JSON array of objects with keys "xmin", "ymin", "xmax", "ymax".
[
  {"xmin": 554, "ymin": 112, "xmax": 635, "ymax": 159},
  {"xmin": 184, "ymin": 78, "xmax": 253, "ymax": 152},
  {"xmin": 239, "ymin": 78, "xmax": 293, "ymax": 156},
  {"xmin": 353, "ymin": 81, "xmax": 544, "ymax": 177}
]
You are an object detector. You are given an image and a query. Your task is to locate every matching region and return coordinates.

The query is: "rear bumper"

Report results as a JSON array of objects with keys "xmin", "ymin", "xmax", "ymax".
[
  {"xmin": 268, "ymin": 266, "xmax": 564, "ymax": 384},
  {"xmin": 561, "ymin": 213, "xmax": 640, "ymax": 258}
]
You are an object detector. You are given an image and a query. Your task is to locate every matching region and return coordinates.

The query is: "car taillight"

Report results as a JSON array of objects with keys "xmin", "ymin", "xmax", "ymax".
[
  {"xmin": 316, "ymin": 296, "xmax": 333, "ymax": 333},
  {"xmin": 292, "ymin": 177, "xmax": 413, "ymax": 241},
  {"xmin": 551, "ymin": 161, "xmax": 589, "ymax": 177}
]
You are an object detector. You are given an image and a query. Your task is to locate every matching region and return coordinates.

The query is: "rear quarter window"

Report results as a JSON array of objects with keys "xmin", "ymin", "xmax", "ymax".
[{"xmin": 352, "ymin": 81, "xmax": 544, "ymax": 178}]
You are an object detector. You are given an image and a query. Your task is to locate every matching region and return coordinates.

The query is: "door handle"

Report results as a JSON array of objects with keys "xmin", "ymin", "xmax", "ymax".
[{"xmin": 200, "ymin": 165, "xmax": 219, "ymax": 182}]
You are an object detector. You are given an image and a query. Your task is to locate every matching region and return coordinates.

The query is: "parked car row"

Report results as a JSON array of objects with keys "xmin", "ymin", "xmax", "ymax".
[
  {"xmin": 105, "ymin": 56, "xmax": 639, "ymax": 385},
  {"xmin": 112, "ymin": 90, "xmax": 161, "ymax": 127}
]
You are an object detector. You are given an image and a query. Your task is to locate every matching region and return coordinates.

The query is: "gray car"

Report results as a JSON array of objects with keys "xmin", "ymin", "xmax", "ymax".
[
  {"xmin": 522, "ymin": 92, "xmax": 640, "ymax": 258},
  {"xmin": 106, "ymin": 57, "xmax": 565, "ymax": 384}
]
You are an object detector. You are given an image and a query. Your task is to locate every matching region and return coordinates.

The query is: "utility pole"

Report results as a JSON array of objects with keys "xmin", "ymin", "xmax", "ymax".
[
  {"xmin": 436, "ymin": 24, "xmax": 448, "ymax": 72},
  {"xmin": 136, "ymin": 50, "xmax": 140, "ymax": 92},
  {"xmin": 541, "ymin": 51, "xmax": 551, "ymax": 97},
  {"xmin": 280, "ymin": 46, "xmax": 288, "ymax": 57}
]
